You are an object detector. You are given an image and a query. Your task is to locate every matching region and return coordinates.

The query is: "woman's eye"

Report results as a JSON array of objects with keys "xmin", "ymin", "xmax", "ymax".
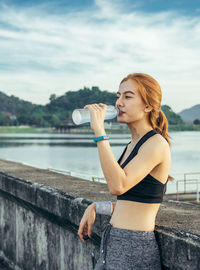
[
  {"xmin": 125, "ymin": 96, "xmax": 131, "ymax": 99},
  {"xmin": 116, "ymin": 96, "xmax": 120, "ymax": 99}
]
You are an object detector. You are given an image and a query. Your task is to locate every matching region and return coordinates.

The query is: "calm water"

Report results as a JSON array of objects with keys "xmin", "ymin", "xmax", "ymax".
[{"xmin": 0, "ymin": 131, "xmax": 200, "ymax": 194}]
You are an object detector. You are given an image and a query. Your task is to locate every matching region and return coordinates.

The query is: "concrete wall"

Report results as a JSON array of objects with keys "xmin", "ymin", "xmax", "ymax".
[
  {"xmin": 0, "ymin": 160, "xmax": 199, "ymax": 270},
  {"xmin": 0, "ymin": 173, "xmax": 100, "ymax": 270}
]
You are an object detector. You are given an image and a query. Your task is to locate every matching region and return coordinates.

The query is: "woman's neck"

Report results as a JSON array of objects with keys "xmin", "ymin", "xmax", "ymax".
[{"xmin": 127, "ymin": 123, "xmax": 153, "ymax": 143}]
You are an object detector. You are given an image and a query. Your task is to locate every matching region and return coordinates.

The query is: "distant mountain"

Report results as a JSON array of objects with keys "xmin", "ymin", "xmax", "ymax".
[{"xmin": 178, "ymin": 104, "xmax": 200, "ymax": 123}]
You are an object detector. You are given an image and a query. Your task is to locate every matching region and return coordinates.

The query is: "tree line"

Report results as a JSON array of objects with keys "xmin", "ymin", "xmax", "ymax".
[{"xmin": 0, "ymin": 87, "xmax": 186, "ymax": 127}]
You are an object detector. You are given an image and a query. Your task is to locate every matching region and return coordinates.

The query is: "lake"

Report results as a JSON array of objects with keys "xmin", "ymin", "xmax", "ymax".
[{"xmin": 0, "ymin": 131, "xmax": 200, "ymax": 194}]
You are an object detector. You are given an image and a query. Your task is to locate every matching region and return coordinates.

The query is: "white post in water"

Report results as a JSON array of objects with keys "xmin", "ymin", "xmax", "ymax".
[{"xmin": 197, "ymin": 181, "xmax": 199, "ymax": 202}]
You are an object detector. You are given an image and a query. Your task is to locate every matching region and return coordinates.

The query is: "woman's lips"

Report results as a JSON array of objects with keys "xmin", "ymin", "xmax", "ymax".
[{"xmin": 118, "ymin": 110, "xmax": 125, "ymax": 116}]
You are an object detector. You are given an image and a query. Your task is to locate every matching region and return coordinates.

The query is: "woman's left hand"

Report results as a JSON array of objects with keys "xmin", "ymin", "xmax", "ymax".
[{"xmin": 84, "ymin": 103, "xmax": 107, "ymax": 136}]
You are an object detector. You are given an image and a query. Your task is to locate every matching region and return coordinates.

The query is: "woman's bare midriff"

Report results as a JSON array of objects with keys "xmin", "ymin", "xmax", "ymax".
[{"xmin": 109, "ymin": 200, "xmax": 161, "ymax": 232}]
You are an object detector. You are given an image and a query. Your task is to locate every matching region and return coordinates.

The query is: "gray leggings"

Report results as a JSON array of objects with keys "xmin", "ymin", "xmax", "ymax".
[{"xmin": 94, "ymin": 223, "xmax": 161, "ymax": 270}]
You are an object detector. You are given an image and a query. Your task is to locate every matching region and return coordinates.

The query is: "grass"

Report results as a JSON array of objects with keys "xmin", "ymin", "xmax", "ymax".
[
  {"xmin": 168, "ymin": 124, "xmax": 200, "ymax": 131},
  {"xmin": 0, "ymin": 124, "xmax": 200, "ymax": 133},
  {"xmin": 0, "ymin": 126, "xmax": 53, "ymax": 133}
]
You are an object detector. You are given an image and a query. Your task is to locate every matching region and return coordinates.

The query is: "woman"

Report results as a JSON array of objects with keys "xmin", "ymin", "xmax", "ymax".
[{"xmin": 78, "ymin": 73, "xmax": 172, "ymax": 270}]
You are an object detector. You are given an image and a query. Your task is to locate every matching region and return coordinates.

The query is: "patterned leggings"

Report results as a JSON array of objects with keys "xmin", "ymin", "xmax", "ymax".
[{"xmin": 94, "ymin": 223, "xmax": 161, "ymax": 270}]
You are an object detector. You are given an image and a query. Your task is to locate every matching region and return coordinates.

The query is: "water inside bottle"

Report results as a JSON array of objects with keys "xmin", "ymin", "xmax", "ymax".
[
  {"xmin": 72, "ymin": 105, "xmax": 118, "ymax": 125},
  {"xmin": 72, "ymin": 110, "xmax": 82, "ymax": 125}
]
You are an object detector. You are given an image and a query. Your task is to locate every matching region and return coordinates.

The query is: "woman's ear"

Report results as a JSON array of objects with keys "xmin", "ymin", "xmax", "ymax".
[{"xmin": 144, "ymin": 105, "xmax": 152, "ymax": 113}]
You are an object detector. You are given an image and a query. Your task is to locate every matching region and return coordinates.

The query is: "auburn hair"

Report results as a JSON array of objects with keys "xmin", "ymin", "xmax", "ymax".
[{"xmin": 120, "ymin": 73, "xmax": 174, "ymax": 181}]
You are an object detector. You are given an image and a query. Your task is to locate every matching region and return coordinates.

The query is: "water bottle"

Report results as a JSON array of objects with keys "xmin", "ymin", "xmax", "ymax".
[{"xmin": 72, "ymin": 105, "xmax": 118, "ymax": 125}]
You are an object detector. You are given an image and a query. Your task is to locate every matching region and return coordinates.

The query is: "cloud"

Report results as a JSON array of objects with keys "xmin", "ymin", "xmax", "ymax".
[{"xmin": 0, "ymin": 0, "xmax": 199, "ymax": 112}]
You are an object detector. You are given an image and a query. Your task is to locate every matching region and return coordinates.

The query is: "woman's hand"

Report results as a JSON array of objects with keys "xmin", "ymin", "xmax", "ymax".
[
  {"xmin": 84, "ymin": 103, "xmax": 107, "ymax": 136},
  {"xmin": 78, "ymin": 204, "xmax": 96, "ymax": 244}
]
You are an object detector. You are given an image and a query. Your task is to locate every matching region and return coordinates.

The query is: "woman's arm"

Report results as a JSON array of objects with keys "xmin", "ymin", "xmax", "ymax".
[
  {"xmin": 78, "ymin": 201, "xmax": 116, "ymax": 243},
  {"xmin": 84, "ymin": 103, "xmax": 127, "ymax": 194},
  {"xmin": 95, "ymin": 140, "xmax": 127, "ymax": 195},
  {"xmin": 85, "ymin": 104, "xmax": 165, "ymax": 195},
  {"xmin": 95, "ymin": 137, "xmax": 165, "ymax": 195}
]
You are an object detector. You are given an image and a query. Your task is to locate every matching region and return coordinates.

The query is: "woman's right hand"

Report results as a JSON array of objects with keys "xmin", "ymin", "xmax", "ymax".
[{"xmin": 78, "ymin": 203, "xmax": 96, "ymax": 243}]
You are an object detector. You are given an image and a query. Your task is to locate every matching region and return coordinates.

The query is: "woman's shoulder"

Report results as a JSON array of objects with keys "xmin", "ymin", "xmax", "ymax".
[
  {"xmin": 153, "ymin": 133, "xmax": 169, "ymax": 145},
  {"xmin": 149, "ymin": 133, "xmax": 171, "ymax": 159},
  {"xmin": 135, "ymin": 132, "xmax": 170, "ymax": 176},
  {"xmin": 141, "ymin": 132, "xmax": 170, "ymax": 155}
]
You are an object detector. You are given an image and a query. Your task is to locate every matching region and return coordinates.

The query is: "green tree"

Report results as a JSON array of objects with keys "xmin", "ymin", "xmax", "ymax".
[
  {"xmin": 0, "ymin": 113, "xmax": 10, "ymax": 125},
  {"xmin": 193, "ymin": 119, "xmax": 200, "ymax": 125},
  {"xmin": 161, "ymin": 105, "xmax": 184, "ymax": 125},
  {"xmin": 49, "ymin": 94, "xmax": 56, "ymax": 102}
]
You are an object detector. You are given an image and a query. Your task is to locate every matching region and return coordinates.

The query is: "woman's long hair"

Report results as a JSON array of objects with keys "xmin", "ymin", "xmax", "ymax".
[{"xmin": 120, "ymin": 73, "xmax": 174, "ymax": 181}]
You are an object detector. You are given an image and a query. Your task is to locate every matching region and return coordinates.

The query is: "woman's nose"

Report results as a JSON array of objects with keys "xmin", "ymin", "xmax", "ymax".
[{"xmin": 116, "ymin": 96, "xmax": 123, "ymax": 107}]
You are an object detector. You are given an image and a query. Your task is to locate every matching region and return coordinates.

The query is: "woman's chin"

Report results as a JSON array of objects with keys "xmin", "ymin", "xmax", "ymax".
[{"xmin": 117, "ymin": 118, "xmax": 127, "ymax": 124}]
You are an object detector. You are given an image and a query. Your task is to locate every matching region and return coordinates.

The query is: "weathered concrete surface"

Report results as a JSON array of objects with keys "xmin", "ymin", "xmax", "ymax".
[
  {"xmin": 156, "ymin": 202, "xmax": 200, "ymax": 270},
  {"xmin": 0, "ymin": 159, "xmax": 200, "ymax": 270},
  {"xmin": 164, "ymin": 192, "xmax": 200, "ymax": 203},
  {"xmin": 0, "ymin": 159, "xmax": 114, "ymax": 202},
  {"xmin": 0, "ymin": 258, "xmax": 13, "ymax": 270}
]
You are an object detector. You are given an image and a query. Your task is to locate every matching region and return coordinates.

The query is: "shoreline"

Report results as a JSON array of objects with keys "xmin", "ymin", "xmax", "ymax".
[{"xmin": 0, "ymin": 124, "xmax": 200, "ymax": 133}]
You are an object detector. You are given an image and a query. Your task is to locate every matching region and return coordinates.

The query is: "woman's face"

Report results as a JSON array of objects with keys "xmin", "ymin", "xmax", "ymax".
[{"xmin": 116, "ymin": 79, "xmax": 147, "ymax": 124}]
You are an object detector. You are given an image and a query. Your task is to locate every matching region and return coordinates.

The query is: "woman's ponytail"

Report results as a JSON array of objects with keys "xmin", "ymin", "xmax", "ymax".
[
  {"xmin": 151, "ymin": 109, "xmax": 171, "ymax": 147},
  {"xmin": 154, "ymin": 110, "xmax": 174, "ymax": 181}
]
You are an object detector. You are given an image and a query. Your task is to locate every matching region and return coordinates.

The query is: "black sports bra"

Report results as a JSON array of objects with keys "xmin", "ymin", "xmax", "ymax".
[{"xmin": 117, "ymin": 130, "xmax": 166, "ymax": 203}]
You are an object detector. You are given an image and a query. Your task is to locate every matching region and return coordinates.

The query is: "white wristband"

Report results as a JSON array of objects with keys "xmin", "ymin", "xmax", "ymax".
[{"xmin": 93, "ymin": 201, "xmax": 113, "ymax": 216}]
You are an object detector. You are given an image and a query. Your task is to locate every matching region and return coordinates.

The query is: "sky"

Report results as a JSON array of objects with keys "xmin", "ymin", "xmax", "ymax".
[{"xmin": 0, "ymin": 0, "xmax": 200, "ymax": 113}]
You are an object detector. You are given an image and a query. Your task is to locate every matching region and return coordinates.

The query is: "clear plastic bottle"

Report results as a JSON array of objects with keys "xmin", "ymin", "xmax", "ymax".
[{"xmin": 72, "ymin": 105, "xmax": 118, "ymax": 125}]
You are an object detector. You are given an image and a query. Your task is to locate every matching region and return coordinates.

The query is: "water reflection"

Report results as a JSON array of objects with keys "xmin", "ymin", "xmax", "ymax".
[
  {"xmin": 0, "ymin": 141, "xmax": 128, "ymax": 147},
  {"xmin": 0, "ymin": 134, "xmax": 130, "ymax": 147}
]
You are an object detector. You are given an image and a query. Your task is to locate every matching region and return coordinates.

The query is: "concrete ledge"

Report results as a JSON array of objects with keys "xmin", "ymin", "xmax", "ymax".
[
  {"xmin": 0, "ymin": 159, "xmax": 200, "ymax": 270},
  {"xmin": 156, "ymin": 228, "xmax": 200, "ymax": 270}
]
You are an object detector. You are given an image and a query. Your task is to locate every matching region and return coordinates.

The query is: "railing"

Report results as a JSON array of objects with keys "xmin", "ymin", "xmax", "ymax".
[
  {"xmin": 48, "ymin": 168, "xmax": 107, "ymax": 182},
  {"xmin": 176, "ymin": 177, "xmax": 200, "ymax": 202},
  {"xmin": 49, "ymin": 168, "xmax": 72, "ymax": 176},
  {"xmin": 183, "ymin": 172, "xmax": 200, "ymax": 193},
  {"xmin": 91, "ymin": 176, "xmax": 106, "ymax": 183}
]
